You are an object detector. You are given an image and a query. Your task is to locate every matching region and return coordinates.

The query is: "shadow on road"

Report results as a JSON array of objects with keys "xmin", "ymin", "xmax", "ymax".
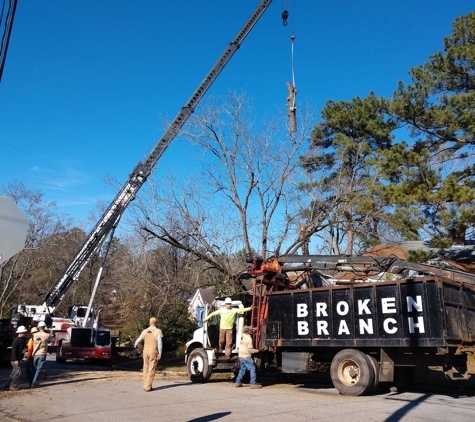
[
  {"xmin": 186, "ymin": 412, "xmax": 231, "ymax": 422},
  {"xmin": 43, "ymin": 376, "xmax": 110, "ymax": 387},
  {"xmin": 383, "ymin": 393, "xmax": 431, "ymax": 422},
  {"xmin": 153, "ymin": 382, "xmax": 194, "ymax": 391}
]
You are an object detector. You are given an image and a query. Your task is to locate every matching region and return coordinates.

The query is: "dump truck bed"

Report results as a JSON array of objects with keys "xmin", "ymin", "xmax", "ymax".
[{"xmin": 265, "ymin": 276, "xmax": 475, "ymax": 349}]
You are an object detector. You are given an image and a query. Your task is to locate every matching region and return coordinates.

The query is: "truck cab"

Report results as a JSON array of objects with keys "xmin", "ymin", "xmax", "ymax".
[
  {"xmin": 56, "ymin": 326, "xmax": 112, "ymax": 364},
  {"xmin": 185, "ymin": 296, "xmax": 251, "ymax": 382}
]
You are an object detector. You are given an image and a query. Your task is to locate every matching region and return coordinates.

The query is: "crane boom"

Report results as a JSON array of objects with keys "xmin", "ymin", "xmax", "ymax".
[{"xmin": 43, "ymin": 0, "xmax": 273, "ymax": 311}]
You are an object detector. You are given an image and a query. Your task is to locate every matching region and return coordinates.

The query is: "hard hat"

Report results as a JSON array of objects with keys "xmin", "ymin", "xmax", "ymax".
[
  {"xmin": 224, "ymin": 297, "xmax": 232, "ymax": 304},
  {"xmin": 30, "ymin": 327, "xmax": 39, "ymax": 334},
  {"xmin": 16, "ymin": 325, "xmax": 27, "ymax": 334},
  {"xmin": 38, "ymin": 321, "xmax": 46, "ymax": 328}
]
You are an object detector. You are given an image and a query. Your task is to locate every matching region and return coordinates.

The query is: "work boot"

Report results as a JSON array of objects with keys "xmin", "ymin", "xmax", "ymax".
[
  {"xmin": 235, "ymin": 383, "xmax": 243, "ymax": 388},
  {"xmin": 250, "ymin": 384, "xmax": 262, "ymax": 389}
]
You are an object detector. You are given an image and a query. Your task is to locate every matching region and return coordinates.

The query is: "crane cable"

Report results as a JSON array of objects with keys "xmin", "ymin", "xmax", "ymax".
[
  {"xmin": 282, "ymin": 0, "xmax": 297, "ymax": 133},
  {"xmin": 291, "ymin": 32, "xmax": 296, "ymax": 97}
]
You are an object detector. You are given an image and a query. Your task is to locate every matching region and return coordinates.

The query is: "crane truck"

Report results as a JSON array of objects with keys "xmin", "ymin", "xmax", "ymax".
[
  {"xmin": 185, "ymin": 253, "xmax": 475, "ymax": 396},
  {"xmin": 11, "ymin": 0, "xmax": 274, "ymax": 361}
]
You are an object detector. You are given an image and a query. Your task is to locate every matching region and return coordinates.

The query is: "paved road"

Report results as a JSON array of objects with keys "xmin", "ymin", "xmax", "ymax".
[{"xmin": 1, "ymin": 356, "xmax": 474, "ymax": 422}]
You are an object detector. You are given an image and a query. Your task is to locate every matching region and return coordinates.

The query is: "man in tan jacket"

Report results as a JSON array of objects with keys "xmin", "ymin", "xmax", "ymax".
[
  {"xmin": 134, "ymin": 317, "xmax": 163, "ymax": 392},
  {"xmin": 235, "ymin": 326, "xmax": 261, "ymax": 389},
  {"xmin": 30, "ymin": 321, "xmax": 51, "ymax": 388}
]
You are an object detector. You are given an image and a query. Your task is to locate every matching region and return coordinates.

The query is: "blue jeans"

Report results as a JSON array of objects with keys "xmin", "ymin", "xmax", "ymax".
[
  {"xmin": 236, "ymin": 356, "xmax": 257, "ymax": 385},
  {"xmin": 31, "ymin": 354, "xmax": 46, "ymax": 386}
]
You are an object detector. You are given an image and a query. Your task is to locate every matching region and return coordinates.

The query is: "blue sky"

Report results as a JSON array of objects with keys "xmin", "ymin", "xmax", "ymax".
[{"xmin": 1, "ymin": 0, "xmax": 472, "ymax": 225}]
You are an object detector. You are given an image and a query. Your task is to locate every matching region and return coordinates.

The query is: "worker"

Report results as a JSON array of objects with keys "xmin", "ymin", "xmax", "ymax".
[
  {"xmin": 134, "ymin": 317, "xmax": 163, "ymax": 392},
  {"xmin": 3, "ymin": 325, "xmax": 27, "ymax": 391},
  {"xmin": 235, "ymin": 325, "xmax": 262, "ymax": 389},
  {"xmin": 25, "ymin": 326, "xmax": 39, "ymax": 383},
  {"xmin": 203, "ymin": 297, "xmax": 253, "ymax": 359},
  {"xmin": 30, "ymin": 321, "xmax": 51, "ymax": 388}
]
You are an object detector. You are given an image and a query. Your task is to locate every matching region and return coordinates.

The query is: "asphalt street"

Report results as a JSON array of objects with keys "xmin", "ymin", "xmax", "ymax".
[
  {"xmin": 1, "ymin": 356, "xmax": 474, "ymax": 422},
  {"xmin": 1, "ymin": 376, "xmax": 475, "ymax": 422}
]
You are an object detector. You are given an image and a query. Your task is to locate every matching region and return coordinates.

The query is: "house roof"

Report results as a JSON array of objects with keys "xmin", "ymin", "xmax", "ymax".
[{"xmin": 189, "ymin": 287, "xmax": 215, "ymax": 305}]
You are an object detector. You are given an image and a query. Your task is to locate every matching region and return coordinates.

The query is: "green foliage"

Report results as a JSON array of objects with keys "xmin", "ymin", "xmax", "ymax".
[
  {"xmin": 385, "ymin": 11, "xmax": 475, "ymax": 232},
  {"xmin": 157, "ymin": 304, "xmax": 197, "ymax": 352},
  {"xmin": 299, "ymin": 11, "xmax": 475, "ymax": 250},
  {"xmin": 117, "ymin": 321, "xmax": 148, "ymax": 347},
  {"xmin": 174, "ymin": 347, "xmax": 186, "ymax": 358},
  {"xmin": 300, "ymin": 93, "xmax": 398, "ymax": 253},
  {"xmin": 118, "ymin": 304, "xmax": 197, "ymax": 353},
  {"xmin": 406, "ymin": 249, "xmax": 431, "ymax": 263},
  {"xmin": 428, "ymin": 236, "xmax": 452, "ymax": 249}
]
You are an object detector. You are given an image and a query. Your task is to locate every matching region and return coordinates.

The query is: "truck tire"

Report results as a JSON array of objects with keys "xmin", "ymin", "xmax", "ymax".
[
  {"xmin": 364, "ymin": 354, "xmax": 380, "ymax": 392},
  {"xmin": 330, "ymin": 349, "xmax": 375, "ymax": 396},
  {"xmin": 187, "ymin": 348, "xmax": 213, "ymax": 383},
  {"xmin": 56, "ymin": 347, "xmax": 66, "ymax": 363}
]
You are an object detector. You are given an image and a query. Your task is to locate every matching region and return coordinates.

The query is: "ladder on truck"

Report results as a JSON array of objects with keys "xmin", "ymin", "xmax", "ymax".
[{"xmin": 251, "ymin": 279, "xmax": 270, "ymax": 350}]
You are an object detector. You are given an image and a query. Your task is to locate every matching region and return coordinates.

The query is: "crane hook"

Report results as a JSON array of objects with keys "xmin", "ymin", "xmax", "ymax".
[{"xmin": 282, "ymin": 10, "xmax": 289, "ymax": 26}]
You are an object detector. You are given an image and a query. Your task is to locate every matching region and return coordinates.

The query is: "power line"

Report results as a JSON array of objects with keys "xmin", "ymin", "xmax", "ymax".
[{"xmin": 0, "ymin": 0, "xmax": 18, "ymax": 83}]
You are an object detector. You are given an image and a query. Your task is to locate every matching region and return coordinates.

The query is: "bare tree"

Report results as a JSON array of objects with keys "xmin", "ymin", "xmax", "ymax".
[
  {"xmin": 130, "ymin": 91, "xmax": 316, "ymax": 293},
  {"xmin": 0, "ymin": 181, "xmax": 71, "ymax": 317}
]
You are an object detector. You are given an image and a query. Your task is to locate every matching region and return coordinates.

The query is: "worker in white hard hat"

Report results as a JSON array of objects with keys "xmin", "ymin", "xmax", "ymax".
[
  {"xmin": 30, "ymin": 321, "xmax": 51, "ymax": 388},
  {"xmin": 203, "ymin": 297, "xmax": 253, "ymax": 359},
  {"xmin": 3, "ymin": 326, "xmax": 27, "ymax": 391}
]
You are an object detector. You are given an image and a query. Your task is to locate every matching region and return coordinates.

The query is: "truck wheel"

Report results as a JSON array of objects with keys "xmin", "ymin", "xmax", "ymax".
[
  {"xmin": 365, "ymin": 354, "xmax": 380, "ymax": 392},
  {"xmin": 330, "ymin": 349, "xmax": 375, "ymax": 396},
  {"xmin": 187, "ymin": 348, "xmax": 213, "ymax": 383},
  {"xmin": 56, "ymin": 347, "xmax": 66, "ymax": 363}
]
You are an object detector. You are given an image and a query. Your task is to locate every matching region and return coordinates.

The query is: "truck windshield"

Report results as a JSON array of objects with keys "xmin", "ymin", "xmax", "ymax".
[{"xmin": 96, "ymin": 330, "xmax": 111, "ymax": 346}]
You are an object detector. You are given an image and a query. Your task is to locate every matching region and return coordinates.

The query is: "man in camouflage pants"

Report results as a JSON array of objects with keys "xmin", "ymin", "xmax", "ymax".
[{"xmin": 134, "ymin": 317, "xmax": 163, "ymax": 392}]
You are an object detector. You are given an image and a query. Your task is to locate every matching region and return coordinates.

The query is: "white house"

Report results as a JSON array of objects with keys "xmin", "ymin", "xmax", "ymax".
[{"xmin": 187, "ymin": 287, "xmax": 215, "ymax": 321}]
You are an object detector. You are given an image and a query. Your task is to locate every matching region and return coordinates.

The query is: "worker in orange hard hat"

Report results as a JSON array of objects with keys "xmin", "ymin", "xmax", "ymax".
[{"xmin": 25, "ymin": 326, "xmax": 39, "ymax": 383}]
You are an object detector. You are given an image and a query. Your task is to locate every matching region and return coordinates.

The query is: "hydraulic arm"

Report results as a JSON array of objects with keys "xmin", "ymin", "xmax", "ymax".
[{"xmin": 44, "ymin": 0, "xmax": 274, "ymax": 311}]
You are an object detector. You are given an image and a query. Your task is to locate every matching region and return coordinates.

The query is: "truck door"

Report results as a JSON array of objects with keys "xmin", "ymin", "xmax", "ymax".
[{"xmin": 203, "ymin": 304, "xmax": 219, "ymax": 350}]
